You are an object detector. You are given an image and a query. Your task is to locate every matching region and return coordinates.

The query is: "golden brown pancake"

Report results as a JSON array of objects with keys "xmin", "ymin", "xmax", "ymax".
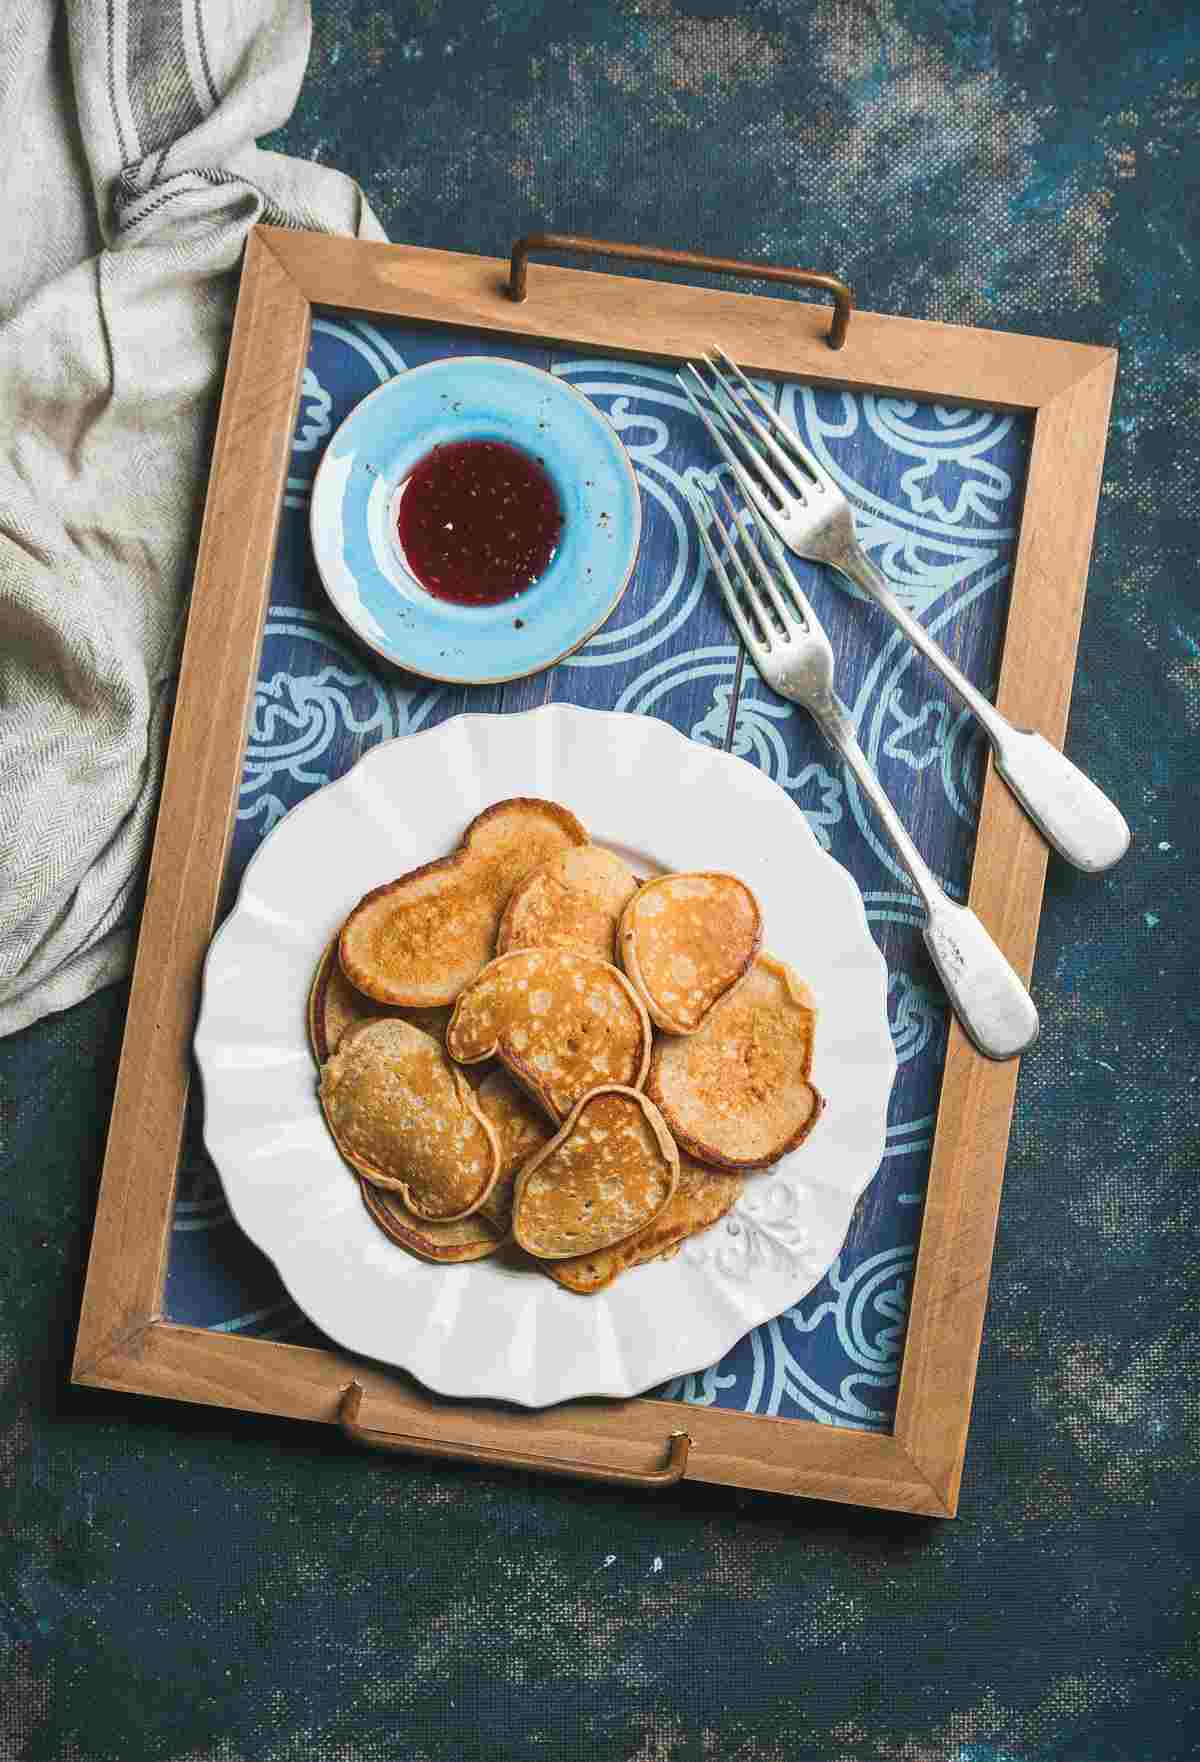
[
  {"xmin": 646, "ymin": 955, "xmax": 822, "ymax": 1169},
  {"xmin": 472, "ymin": 1068, "xmax": 555, "ymax": 1232},
  {"xmin": 306, "ymin": 937, "xmax": 451, "ymax": 1066},
  {"xmin": 307, "ymin": 942, "xmax": 477, "ymax": 1258},
  {"xmin": 618, "ymin": 870, "xmax": 763, "ymax": 1035},
  {"xmin": 545, "ymin": 1153, "xmax": 744, "ymax": 1293},
  {"xmin": 513, "ymin": 1086, "xmax": 679, "ymax": 1259},
  {"xmin": 339, "ymin": 798, "xmax": 589, "ymax": 1008},
  {"xmin": 319, "ymin": 1018, "xmax": 500, "ymax": 1219},
  {"xmin": 360, "ymin": 1182, "xmax": 504, "ymax": 1263},
  {"xmin": 496, "ymin": 845, "xmax": 639, "ymax": 962},
  {"xmin": 445, "ymin": 947, "xmax": 652, "ymax": 1122}
]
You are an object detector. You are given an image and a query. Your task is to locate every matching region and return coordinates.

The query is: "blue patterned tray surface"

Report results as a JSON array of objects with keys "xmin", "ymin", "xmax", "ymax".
[{"xmin": 169, "ymin": 311, "xmax": 1029, "ymax": 1430}]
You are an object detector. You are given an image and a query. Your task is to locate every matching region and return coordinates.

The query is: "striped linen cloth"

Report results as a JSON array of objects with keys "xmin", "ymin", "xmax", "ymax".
[{"xmin": 0, "ymin": 0, "xmax": 383, "ymax": 1035}]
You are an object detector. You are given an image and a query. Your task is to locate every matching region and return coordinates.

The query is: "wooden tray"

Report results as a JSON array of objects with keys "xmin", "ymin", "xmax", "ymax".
[{"xmin": 71, "ymin": 228, "xmax": 1116, "ymax": 1515}]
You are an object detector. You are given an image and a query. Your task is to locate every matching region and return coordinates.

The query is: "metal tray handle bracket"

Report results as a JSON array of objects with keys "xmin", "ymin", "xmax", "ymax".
[
  {"xmin": 339, "ymin": 1381, "xmax": 691, "ymax": 1488},
  {"xmin": 508, "ymin": 231, "xmax": 853, "ymax": 350}
]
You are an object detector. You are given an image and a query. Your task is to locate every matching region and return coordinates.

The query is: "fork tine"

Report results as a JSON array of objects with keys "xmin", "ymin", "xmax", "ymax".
[
  {"xmin": 689, "ymin": 487, "xmax": 772, "ymax": 655},
  {"xmin": 703, "ymin": 353, "xmax": 814, "ymax": 501},
  {"xmin": 729, "ymin": 480, "xmax": 825, "ymax": 632},
  {"xmin": 712, "ymin": 344, "xmax": 829, "ymax": 488},
  {"xmin": 677, "ymin": 374, "xmax": 783, "ymax": 532},
  {"xmin": 678, "ymin": 367, "xmax": 793, "ymax": 514},
  {"xmin": 712, "ymin": 482, "xmax": 805, "ymax": 640}
]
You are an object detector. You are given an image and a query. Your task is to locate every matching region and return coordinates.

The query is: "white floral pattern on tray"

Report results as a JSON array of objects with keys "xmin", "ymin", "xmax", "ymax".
[{"xmin": 170, "ymin": 314, "xmax": 1030, "ymax": 1428}]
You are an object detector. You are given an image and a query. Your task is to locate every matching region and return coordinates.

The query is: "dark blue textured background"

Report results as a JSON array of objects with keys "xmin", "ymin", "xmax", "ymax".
[{"xmin": 3, "ymin": 3, "xmax": 1197, "ymax": 1758}]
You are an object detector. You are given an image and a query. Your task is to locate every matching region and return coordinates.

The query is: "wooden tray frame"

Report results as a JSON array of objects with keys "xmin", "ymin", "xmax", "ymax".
[{"xmin": 71, "ymin": 226, "xmax": 1116, "ymax": 1516}]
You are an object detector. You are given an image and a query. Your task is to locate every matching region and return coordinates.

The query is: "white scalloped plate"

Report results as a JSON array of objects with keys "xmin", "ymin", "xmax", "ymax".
[{"xmin": 194, "ymin": 706, "xmax": 896, "ymax": 1407}]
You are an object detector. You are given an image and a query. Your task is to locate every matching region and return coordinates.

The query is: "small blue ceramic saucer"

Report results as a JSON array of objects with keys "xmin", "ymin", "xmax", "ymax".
[{"xmin": 309, "ymin": 356, "xmax": 641, "ymax": 684}]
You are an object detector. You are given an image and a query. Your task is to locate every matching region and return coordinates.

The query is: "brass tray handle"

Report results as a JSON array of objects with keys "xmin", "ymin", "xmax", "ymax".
[
  {"xmin": 339, "ymin": 1381, "xmax": 691, "ymax": 1487},
  {"xmin": 508, "ymin": 231, "xmax": 853, "ymax": 350}
]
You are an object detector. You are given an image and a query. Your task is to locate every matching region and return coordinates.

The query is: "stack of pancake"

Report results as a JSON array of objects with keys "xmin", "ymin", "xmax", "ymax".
[{"xmin": 308, "ymin": 798, "xmax": 823, "ymax": 1294}]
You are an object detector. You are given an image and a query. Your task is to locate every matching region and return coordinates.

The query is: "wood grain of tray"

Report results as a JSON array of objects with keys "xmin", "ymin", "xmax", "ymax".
[{"xmin": 72, "ymin": 227, "xmax": 1116, "ymax": 1515}]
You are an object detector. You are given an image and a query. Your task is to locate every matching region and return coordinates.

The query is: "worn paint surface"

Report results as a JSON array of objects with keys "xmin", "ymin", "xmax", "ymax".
[{"xmin": 2, "ymin": 1, "xmax": 1198, "ymax": 1757}]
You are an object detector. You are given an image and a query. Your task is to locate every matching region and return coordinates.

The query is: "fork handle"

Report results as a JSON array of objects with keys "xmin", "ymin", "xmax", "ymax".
[
  {"xmin": 814, "ymin": 701, "xmax": 1039, "ymax": 1062},
  {"xmin": 839, "ymin": 552, "xmax": 1130, "ymax": 873}
]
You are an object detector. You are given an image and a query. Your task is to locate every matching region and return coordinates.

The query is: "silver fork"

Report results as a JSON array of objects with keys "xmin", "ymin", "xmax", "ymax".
[
  {"xmin": 692, "ymin": 484, "xmax": 1039, "ymax": 1062},
  {"xmin": 680, "ymin": 348, "xmax": 1130, "ymax": 875}
]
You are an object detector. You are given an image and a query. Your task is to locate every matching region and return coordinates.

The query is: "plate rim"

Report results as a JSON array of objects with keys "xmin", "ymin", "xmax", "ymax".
[
  {"xmin": 307, "ymin": 355, "xmax": 643, "ymax": 687},
  {"xmin": 194, "ymin": 704, "xmax": 897, "ymax": 1407}
]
